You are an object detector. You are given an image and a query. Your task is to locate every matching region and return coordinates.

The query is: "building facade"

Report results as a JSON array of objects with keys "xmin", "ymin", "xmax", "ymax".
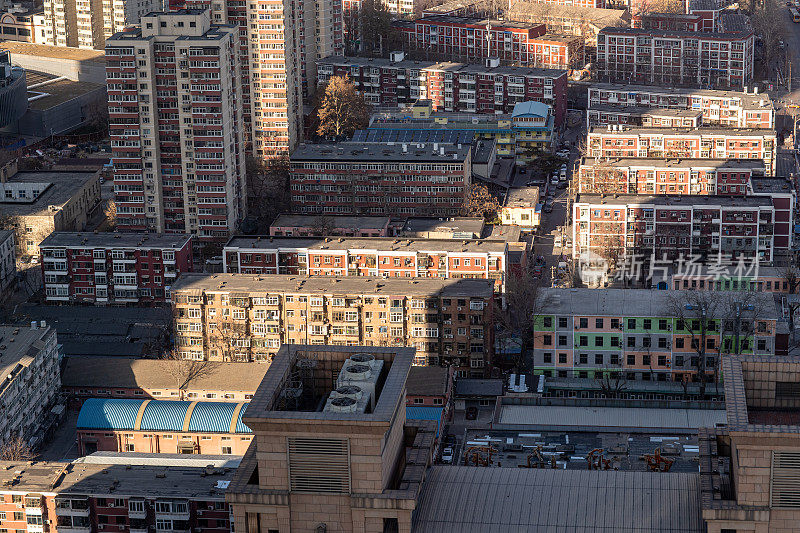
[
  {"xmin": 40, "ymin": 0, "xmax": 159, "ymax": 49},
  {"xmin": 0, "ymin": 230, "xmax": 15, "ymax": 299},
  {"xmin": 596, "ymin": 26, "xmax": 754, "ymax": 89},
  {"xmin": 269, "ymin": 214, "xmax": 392, "ymax": 237},
  {"xmin": 0, "ymin": 323, "xmax": 60, "ymax": 449},
  {"xmin": 586, "ymin": 126, "xmax": 776, "ymax": 176},
  {"xmin": 587, "ymin": 84, "xmax": 774, "ymax": 129},
  {"xmin": 532, "ymin": 288, "xmax": 779, "ymax": 382},
  {"xmin": 573, "ymin": 194, "xmax": 781, "ymax": 264},
  {"xmin": 288, "ymin": 142, "xmax": 471, "ymax": 217},
  {"xmin": 0, "ymin": 6, "xmax": 48, "ymax": 44},
  {"xmin": 317, "ymin": 54, "xmax": 568, "ymax": 126},
  {"xmin": 39, "ymin": 232, "xmax": 193, "ymax": 304},
  {"xmin": 396, "ymin": 16, "xmax": 584, "ymax": 69},
  {"xmin": 105, "ymin": 10, "xmax": 247, "ymax": 241},
  {"xmin": 172, "ymin": 274, "xmax": 495, "ymax": 375},
  {"xmin": 223, "ymin": 235, "xmax": 510, "ymax": 293},
  {"xmin": 76, "ymin": 398, "xmax": 253, "ymax": 455}
]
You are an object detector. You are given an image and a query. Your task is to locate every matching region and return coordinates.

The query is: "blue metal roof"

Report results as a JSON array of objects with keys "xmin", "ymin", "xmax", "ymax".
[
  {"xmin": 235, "ymin": 403, "xmax": 252, "ymax": 434},
  {"xmin": 188, "ymin": 401, "xmax": 252, "ymax": 434},
  {"xmin": 512, "ymin": 101, "xmax": 549, "ymax": 119},
  {"xmin": 406, "ymin": 406, "xmax": 444, "ymax": 437},
  {"xmin": 140, "ymin": 400, "xmax": 189, "ymax": 431},
  {"xmin": 77, "ymin": 398, "xmax": 144, "ymax": 430}
]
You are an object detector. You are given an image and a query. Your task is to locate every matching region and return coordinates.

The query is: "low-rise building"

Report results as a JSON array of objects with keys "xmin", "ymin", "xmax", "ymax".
[
  {"xmin": 668, "ymin": 265, "xmax": 799, "ymax": 293},
  {"xmin": 289, "ymin": 141, "xmax": 471, "ymax": 217},
  {"xmin": 0, "ymin": 169, "xmax": 101, "ymax": 258},
  {"xmin": 172, "ymin": 274, "xmax": 495, "ymax": 375},
  {"xmin": 0, "ymin": 458, "xmax": 232, "ymax": 533},
  {"xmin": 400, "ymin": 217, "xmax": 484, "ymax": 239},
  {"xmin": 38, "ymin": 232, "xmax": 193, "ymax": 304},
  {"xmin": 223, "ymin": 235, "xmax": 510, "ymax": 293},
  {"xmin": 501, "ymin": 187, "xmax": 541, "ymax": 229},
  {"xmin": 506, "ymin": 2, "xmax": 629, "ymax": 46},
  {"xmin": 587, "ymin": 84, "xmax": 774, "ymax": 129},
  {"xmin": 61, "ymin": 356, "xmax": 268, "ymax": 402},
  {"xmin": 532, "ymin": 288, "xmax": 780, "ymax": 381},
  {"xmin": 317, "ymin": 54, "xmax": 568, "ymax": 126},
  {"xmin": 0, "ymin": 323, "xmax": 60, "ymax": 449},
  {"xmin": 269, "ymin": 214, "xmax": 391, "ymax": 237},
  {"xmin": 76, "ymin": 398, "xmax": 253, "ymax": 455},
  {"xmin": 0, "ymin": 230, "xmax": 15, "ymax": 298},
  {"xmin": 573, "ymin": 194, "xmax": 782, "ymax": 265},
  {"xmin": 586, "ymin": 125, "xmax": 776, "ymax": 176}
]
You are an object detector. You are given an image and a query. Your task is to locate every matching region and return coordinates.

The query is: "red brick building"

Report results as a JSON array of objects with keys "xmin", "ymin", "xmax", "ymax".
[
  {"xmin": 223, "ymin": 236, "xmax": 512, "ymax": 293},
  {"xmin": 397, "ymin": 15, "xmax": 584, "ymax": 69},
  {"xmin": 586, "ymin": 126, "xmax": 776, "ymax": 176},
  {"xmin": 39, "ymin": 232, "xmax": 193, "ymax": 304},
  {"xmin": 317, "ymin": 55, "xmax": 568, "ymax": 126}
]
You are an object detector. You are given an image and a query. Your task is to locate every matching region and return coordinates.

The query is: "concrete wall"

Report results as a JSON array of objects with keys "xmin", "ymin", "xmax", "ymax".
[{"xmin": 10, "ymin": 53, "xmax": 106, "ymax": 83}]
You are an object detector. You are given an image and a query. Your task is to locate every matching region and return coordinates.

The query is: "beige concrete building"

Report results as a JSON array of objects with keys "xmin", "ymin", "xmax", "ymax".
[
  {"xmin": 0, "ymin": 169, "xmax": 101, "ymax": 258},
  {"xmin": 701, "ymin": 355, "xmax": 800, "ymax": 533},
  {"xmin": 0, "ymin": 4, "xmax": 49, "ymax": 44},
  {"xmin": 41, "ymin": 0, "xmax": 159, "ymax": 49},
  {"xmin": 226, "ymin": 344, "xmax": 437, "ymax": 533},
  {"xmin": 501, "ymin": 187, "xmax": 541, "ymax": 229},
  {"xmin": 0, "ymin": 230, "xmax": 15, "ymax": 298},
  {"xmin": 1, "ymin": 41, "xmax": 107, "ymax": 83},
  {"xmin": 0, "ymin": 323, "xmax": 61, "ymax": 449},
  {"xmin": 171, "ymin": 274, "xmax": 495, "ymax": 376}
]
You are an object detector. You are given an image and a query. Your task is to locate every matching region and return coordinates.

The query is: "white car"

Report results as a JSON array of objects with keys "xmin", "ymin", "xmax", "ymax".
[
  {"xmin": 441, "ymin": 447, "xmax": 454, "ymax": 464},
  {"xmin": 560, "ymin": 168, "xmax": 567, "ymax": 179},
  {"xmin": 556, "ymin": 149, "xmax": 570, "ymax": 158}
]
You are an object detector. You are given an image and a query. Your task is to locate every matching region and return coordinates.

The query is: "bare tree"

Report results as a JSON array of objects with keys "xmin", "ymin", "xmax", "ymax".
[
  {"xmin": 309, "ymin": 215, "xmax": 337, "ymax": 236},
  {"xmin": 630, "ymin": 0, "xmax": 684, "ymax": 17},
  {"xmin": 596, "ymin": 367, "xmax": 627, "ymax": 398},
  {"xmin": 751, "ymin": 0, "xmax": 786, "ymax": 78},
  {"xmin": 161, "ymin": 349, "xmax": 219, "ymax": 400},
  {"xmin": 0, "ymin": 435, "xmax": 34, "ymax": 461},
  {"xmin": 207, "ymin": 317, "xmax": 250, "ymax": 362},
  {"xmin": 245, "ymin": 155, "xmax": 290, "ymax": 233},
  {"xmin": 784, "ymin": 267, "xmax": 800, "ymax": 334}
]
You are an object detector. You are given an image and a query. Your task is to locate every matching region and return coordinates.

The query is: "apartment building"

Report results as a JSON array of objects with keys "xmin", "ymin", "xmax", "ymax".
[
  {"xmin": 397, "ymin": 15, "xmax": 584, "ymax": 69},
  {"xmin": 0, "ymin": 458, "xmax": 232, "ymax": 533},
  {"xmin": 576, "ymin": 157, "xmax": 765, "ymax": 196},
  {"xmin": 0, "ymin": 169, "xmax": 101, "ymax": 258},
  {"xmin": 0, "ymin": 323, "xmax": 60, "ymax": 449},
  {"xmin": 531, "ymin": 288, "xmax": 779, "ymax": 382},
  {"xmin": 223, "ymin": 235, "xmax": 510, "ymax": 292},
  {"xmin": 62, "ymin": 356, "xmax": 268, "ymax": 402},
  {"xmin": 0, "ymin": 4, "xmax": 49, "ymax": 44},
  {"xmin": 317, "ymin": 54, "xmax": 568, "ymax": 126},
  {"xmin": 76, "ymin": 398, "xmax": 253, "ymax": 455},
  {"xmin": 587, "ymin": 84, "xmax": 774, "ymax": 129},
  {"xmin": 669, "ymin": 265, "xmax": 799, "ymax": 294},
  {"xmin": 573, "ymin": 194, "xmax": 781, "ymax": 264},
  {"xmin": 289, "ymin": 141, "xmax": 471, "ymax": 217},
  {"xmin": 596, "ymin": 24, "xmax": 754, "ymax": 89},
  {"xmin": 269, "ymin": 214, "xmax": 392, "ymax": 237},
  {"xmin": 586, "ymin": 126, "xmax": 776, "ymax": 176},
  {"xmin": 40, "ymin": 0, "xmax": 159, "ymax": 49},
  {"xmin": 171, "ymin": 274, "xmax": 495, "ymax": 374},
  {"xmin": 749, "ymin": 177, "xmax": 795, "ymax": 251},
  {"xmin": 506, "ymin": 4, "xmax": 628, "ymax": 46},
  {"xmin": 105, "ymin": 10, "xmax": 247, "ymax": 241},
  {"xmin": 0, "ymin": 231, "xmax": 15, "ymax": 299},
  {"xmin": 38, "ymin": 232, "xmax": 193, "ymax": 304}
]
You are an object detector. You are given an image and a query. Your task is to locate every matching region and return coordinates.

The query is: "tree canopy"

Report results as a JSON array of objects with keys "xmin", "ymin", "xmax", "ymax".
[{"xmin": 316, "ymin": 76, "xmax": 370, "ymax": 140}]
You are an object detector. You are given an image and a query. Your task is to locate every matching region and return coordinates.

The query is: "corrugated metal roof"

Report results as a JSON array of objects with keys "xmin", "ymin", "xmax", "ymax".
[
  {"xmin": 406, "ymin": 406, "xmax": 444, "ymax": 437},
  {"xmin": 412, "ymin": 467, "xmax": 703, "ymax": 532},
  {"xmin": 498, "ymin": 405, "xmax": 726, "ymax": 429},
  {"xmin": 77, "ymin": 398, "xmax": 144, "ymax": 430},
  {"xmin": 140, "ymin": 400, "xmax": 189, "ymax": 432},
  {"xmin": 188, "ymin": 402, "xmax": 250, "ymax": 433},
  {"xmin": 235, "ymin": 404, "xmax": 251, "ymax": 433}
]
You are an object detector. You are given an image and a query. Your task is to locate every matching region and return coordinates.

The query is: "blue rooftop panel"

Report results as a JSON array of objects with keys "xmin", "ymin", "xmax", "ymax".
[
  {"xmin": 188, "ymin": 401, "xmax": 247, "ymax": 433},
  {"xmin": 76, "ymin": 398, "xmax": 144, "ymax": 430},
  {"xmin": 235, "ymin": 403, "xmax": 252, "ymax": 434},
  {"xmin": 406, "ymin": 406, "xmax": 444, "ymax": 437},
  {"xmin": 140, "ymin": 400, "xmax": 189, "ymax": 431}
]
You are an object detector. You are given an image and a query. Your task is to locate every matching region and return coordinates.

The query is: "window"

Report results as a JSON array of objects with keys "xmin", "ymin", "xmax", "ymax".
[
  {"xmin": 595, "ymin": 354, "xmax": 603, "ymax": 365},
  {"xmin": 558, "ymin": 335, "xmax": 567, "ymax": 346},
  {"xmin": 628, "ymin": 319, "xmax": 636, "ymax": 329},
  {"xmin": 595, "ymin": 318, "xmax": 603, "ymax": 328},
  {"xmin": 543, "ymin": 334, "xmax": 552, "ymax": 346},
  {"xmin": 643, "ymin": 319, "xmax": 652, "ymax": 330},
  {"xmin": 558, "ymin": 353, "xmax": 567, "ymax": 363},
  {"xmin": 594, "ymin": 336, "xmax": 603, "ymax": 347},
  {"xmin": 610, "ymin": 318, "xmax": 620, "ymax": 329},
  {"xmin": 675, "ymin": 338, "xmax": 684, "ymax": 349},
  {"xmin": 543, "ymin": 316, "xmax": 552, "ymax": 328},
  {"xmin": 543, "ymin": 352, "xmax": 552, "ymax": 363},
  {"xmin": 579, "ymin": 353, "xmax": 588, "ymax": 364},
  {"xmin": 414, "ymin": 398, "xmax": 424, "ymax": 404},
  {"xmin": 579, "ymin": 318, "xmax": 588, "ymax": 328},
  {"xmin": 558, "ymin": 317, "xmax": 568, "ymax": 328}
]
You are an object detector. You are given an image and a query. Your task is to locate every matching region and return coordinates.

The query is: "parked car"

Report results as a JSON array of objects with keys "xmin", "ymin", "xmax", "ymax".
[
  {"xmin": 554, "ymin": 235, "xmax": 563, "ymax": 248},
  {"xmin": 466, "ymin": 406, "xmax": 478, "ymax": 420},
  {"xmin": 557, "ymin": 181, "xmax": 568, "ymax": 189},
  {"xmin": 551, "ymin": 176, "xmax": 559, "ymax": 185},
  {"xmin": 556, "ymin": 149, "xmax": 570, "ymax": 158},
  {"xmin": 560, "ymin": 168, "xmax": 567, "ymax": 179},
  {"xmin": 441, "ymin": 447, "xmax": 454, "ymax": 464}
]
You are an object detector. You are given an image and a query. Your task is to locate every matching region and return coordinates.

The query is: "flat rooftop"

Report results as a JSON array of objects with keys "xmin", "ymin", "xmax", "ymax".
[
  {"xmin": 25, "ymin": 70, "xmax": 103, "ymax": 111},
  {"xmin": 589, "ymin": 82, "xmax": 774, "ymax": 110},
  {"xmin": 0, "ymin": 325, "xmax": 52, "ymax": 387},
  {"xmin": 73, "ymin": 451, "xmax": 242, "ymax": 469},
  {"xmin": 413, "ymin": 467, "xmax": 702, "ymax": 532},
  {"xmin": 172, "ymin": 273, "xmax": 495, "ymax": 298},
  {"xmin": 588, "ymin": 125, "xmax": 776, "ymax": 137},
  {"xmin": 225, "ymin": 235, "xmax": 508, "ymax": 253},
  {"xmin": 749, "ymin": 177, "xmax": 794, "ymax": 194},
  {"xmin": 414, "ymin": 14, "xmax": 544, "ymax": 30},
  {"xmin": 589, "ymin": 104, "xmax": 704, "ymax": 119},
  {"xmin": 0, "ymin": 460, "xmax": 232, "ymax": 499},
  {"xmin": 39, "ymin": 231, "xmax": 192, "ymax": 249},
  {"xmin": 505, "ymin": 186, "xmax": 540, "ymax": 206},
  {"xmin": 291, "ymin": 142, "xmax": 470, "ymax": 162},
  {"xmin": 508, "ymin": 1, "xmax": 628, "ymax": 24},
  {"xmin": 576, "ymin": 193, "xmax": 773, "ymax": 207},
  {"xmin": 319, "ymin": 55, "xmax": 567, "ymax": 78},
  {"xmin": 270, "ymin": 214, "xmax": 390, "ymax": 230},
  {"xmin": 61, "ymin": 356, "xmax": 268, "ymax": 392},
  {"xmin": 580, "ymin": 157, "xmax": 765, "ymax": 170},
  {"xmin": 352, "ymin": 128, "xmax": 475, "ymax": 146},
  {"xmin": 402, "ymin": 217, "xmax": 484, "ymax": 235},
  {"xmin": 4, "ymin": 41, "xmax": 106, "ymax": 62},
  {"xmin": 1, "ymin": 170, "xmax": 98, "ymax": 217},
  {"xmin": 536, "ymin": 288, "xmax": 779, "ymax": 320},
  {"xmin": 407, "ymin": 366, "xmax": 450, "ymax": 397},
  {"xmin": 600, "ymin": 24, "xmax": 752, "ymax": 39}
]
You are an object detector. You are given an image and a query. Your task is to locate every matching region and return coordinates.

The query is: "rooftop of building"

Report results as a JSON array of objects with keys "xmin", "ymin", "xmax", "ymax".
[
  {"xmin": 24, "ymin": 70, "xmax": 104, "ymax": 111},
  {"xmin": 688, "ymin": 0, "xmax": 726, "ymax": 10},
  {"xmin": 39, "ymin": 231, "xmax": 192, "ymax": 249},
  {"xmin": 0, "ymin": 170, "xmax": 98, "ymax": 217},
  {"xmin": 473, "ymin": 139, "xmax": 495, "ymax": 164},
  {"xmin": 319, "ymin": 54, "xmax": 567, "ymax": 78},
  {"xmin": 505, "ymin": 186, "xmax": 540, "ymax": 207},
  {"xmin": 413, "ymin": 14, "xmax": 545, "ymax": 30},
  {"xmin": 290, "ymin": 141, "xmax": 470, "ymax": 162},
  {"xmin": 722, "ymin": 355, "xmax": 800, "ymax": 433},
  {"xmin": 413, "ymin": 467, "xmax": 702, "ymax": 532},
  {"xmin": 422, "ymin": 0, "xmax": 481, "ymax": 12},
  {"xmin": 455, "ymin": 378, "xmax": 504, "ymax": 396},
  {"xmin": 76, "ymin": 398, "xmax": 252, "ymax": 434},
  {"xmin": 535, "ymin": 288, "xmax": 779, "ymax": 320},
  {"xmin": 352, "ymin": 128, "xmax": 475, "ymax": 145},
  {"xmin": 3, "ymin": 41, "xmax": 106, "ymax": 62},
  {"xmin": 171, "ymin": 273, "xmax": 496, "ymax": 298},
  {"xmin": 73, "ymin": 451, "xmax": 243, "ymax": 469},
  {"xmin": 0, "ymin": 324, "xmax": 53, "ymax": 389},
  {"xmin": 600, "ymin": 24, "xmax": 752, "ymax": 38},
  {"xmin": 0, "ymin": 459, "xmax": 233, "ymax": 499},
  {"xmin": 243, "ymin": 344, "xmax": 415, "ymax": 424},
  {"xmin": 0, "ymin": 229, "xmax": 12, "ymax": 242},
  {"xmin": 224, "ymin": 235, "xmax": 509, "ymax": 253},
  {"xmin": 575, "ymin": 193, "xmax": 774, "ymax": 207},
  {"xmin": 718, "ymin": 12, "xmax": 752, "ymax": 33},
  {"xmin": 579, "ymin": 156, "xmax": 766, "ymax": 170},
  {"xmin": 588, "ymin": 82, "xmax": 773, "ymax": 109},
  {"xmin": 270, "ymin": 214, "xmax": 391, "ymax": 230},
  {"xmin": 589, "ymin": 104, "xmax": 704, "ymax": 119},
  {"xmin": 407, "ymin": 366, "xmax": 451, "ymax": 397},
  {"xmin": 749, "ymin": 176, "xmax": 794, "ymax": 193},
  {"xmin": 61, "ymin": 356, "xmax": 267, "ymax": 392},
  {"xmin": 107, "ymin": 17, "xmax": 236, "ymax": 43},
  {"xmin": 587, "ymin": 124, "xmax": 775, "ymax": 136},
  {"xmin": 507, "ymin": 1, "xmax": 629, "ymax": 25},
  {"xmin": 401, "ymin": 217, "xmax": 485, "ymax": 236}
]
